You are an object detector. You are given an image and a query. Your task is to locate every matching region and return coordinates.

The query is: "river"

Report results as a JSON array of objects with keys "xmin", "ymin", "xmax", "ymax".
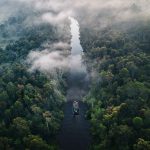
[{"xmin": 57, "ymin": 17, "xmax": 91, "ymax": 150}]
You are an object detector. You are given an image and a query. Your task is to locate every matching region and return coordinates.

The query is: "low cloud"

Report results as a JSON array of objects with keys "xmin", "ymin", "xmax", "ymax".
[
  {"xmin": 0, "ymin": 0, "xmax": 150, "ymax": 29},
  {"xmin": 1, "ymin": 0, "xmax": 149, "ymax": 76},
  {"xmin": 26, "ymin": 40, "xmax": 71, "ymax": 74},
  {"xmin": 69, "ymin": 54, "xmax": 86, "ymax": 74},
  {"xmin": 52, "ymin": 42, "xmax": 71, "ymax": 50},
  {"xmin": 26, "ymin": 39, "xmax": 86, "ymax": 75},
  {"xmin": 27, "ymin": 50, "xmax": 69, "ymax": 74},
  {"xmin": 26, "ymin": 49, "xmax": 86, "ymax": 75},
  {"xmin": 41, "ymin": 11, "xmax": 73, "ymax": 25}
]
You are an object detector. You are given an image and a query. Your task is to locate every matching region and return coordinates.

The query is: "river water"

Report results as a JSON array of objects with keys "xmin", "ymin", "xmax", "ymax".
[
  {"xmin": 57, "ymin": 17, "xmax": 91, "ymax": 150},
  {"xmin": 69, "ymin": 16, "xmax": 86, "ymax": 76}
]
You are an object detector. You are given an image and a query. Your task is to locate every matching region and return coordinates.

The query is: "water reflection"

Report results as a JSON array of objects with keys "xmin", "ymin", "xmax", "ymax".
[{"xmin": 69, "ymin": 17, "xmax": 86, "ymax": 74}]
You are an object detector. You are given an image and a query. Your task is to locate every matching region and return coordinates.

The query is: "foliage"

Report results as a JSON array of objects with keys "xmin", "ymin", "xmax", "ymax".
[
  {"xmin": 81, "ymin": 22, "xmax": 150, "ymax": 149},
  {"xmin": 0, "ymin": 18, "xmax": 68, "ymax": 149}
]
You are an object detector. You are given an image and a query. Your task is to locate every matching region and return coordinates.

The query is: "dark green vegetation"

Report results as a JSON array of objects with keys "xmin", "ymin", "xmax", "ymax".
[
  {"xmin": 0, "ymin": 17, "xmax": 68, "ymax": 150},
  {"xmin": 81, "ymin": 22, "xmax": 150, "ymax": 150},
  {"xmin": 1, "ymin": 9, "xmax": 150, "ymax": 150}
]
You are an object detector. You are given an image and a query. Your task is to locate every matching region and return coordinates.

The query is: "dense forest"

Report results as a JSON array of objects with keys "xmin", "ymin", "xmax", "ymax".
[
  {"xmin": 81, "ymin": 21, "xmax": 150, "ymax": 149},
  {"xmin": 0, "ymin": 15, "xmax": 69, "ymax": 149},
  {"xmin": 0, "ymin": 0, "xmax": 150, "ymax": 150}
]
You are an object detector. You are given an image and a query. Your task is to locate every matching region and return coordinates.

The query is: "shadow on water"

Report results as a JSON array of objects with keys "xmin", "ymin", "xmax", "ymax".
[{"xmin": 57, "ymin": 17, "xmax": 91, "ymax": 150}]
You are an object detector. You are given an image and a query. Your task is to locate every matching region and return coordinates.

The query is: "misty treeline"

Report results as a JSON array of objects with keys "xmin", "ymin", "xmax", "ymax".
[
  {"xmin": 0, "ymin": 0, "xmax": 150, "ymax": 150},
  {"xmin": 0, "ymin": 13, "xmax": 70, "ymax": 149},
  {"xmin": 80, "ymin": 20, "xmax": 150, "ymax": 149}
]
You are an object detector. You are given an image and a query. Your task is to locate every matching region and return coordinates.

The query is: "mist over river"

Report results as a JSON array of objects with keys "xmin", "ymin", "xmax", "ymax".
[{"xmin": 69, "ymin": 17, "xmax": 87, "ymax": 75}]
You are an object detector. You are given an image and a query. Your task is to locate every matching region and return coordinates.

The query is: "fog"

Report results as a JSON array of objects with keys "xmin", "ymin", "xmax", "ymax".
[
  {"xmin": 27, "ymin": 50, "xmax": 69, "ymax": 73},
  {"xmin": 1, "ymin": 0, "xmax": 150, "ymax": 26},
  {"xmin": 0, "ymin": 0, "xmax": 150, "ymax": 74}
]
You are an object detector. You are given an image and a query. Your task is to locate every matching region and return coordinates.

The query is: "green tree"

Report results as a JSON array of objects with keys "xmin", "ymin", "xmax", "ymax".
[
  {"xmin": 24, "ymin": 135, "xmax": 51, "ymax": 150},
  {"xmin": 133, "ymin": 117, "xmax": 143, "ymax": 129},
  {"xmin": 12, "ymin": 117, "xmax": 30, "ymax": 137},
  {"xmin": 0, "ymin": 137, "xmax": 12, "ymax": 150},
  {"xmin": 6, "ymin": 82, "xmax": 16, "ymax": 99},
  {"xmin": 134, "ymin": 138, "xmax": 150, "ymax": 150}
]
